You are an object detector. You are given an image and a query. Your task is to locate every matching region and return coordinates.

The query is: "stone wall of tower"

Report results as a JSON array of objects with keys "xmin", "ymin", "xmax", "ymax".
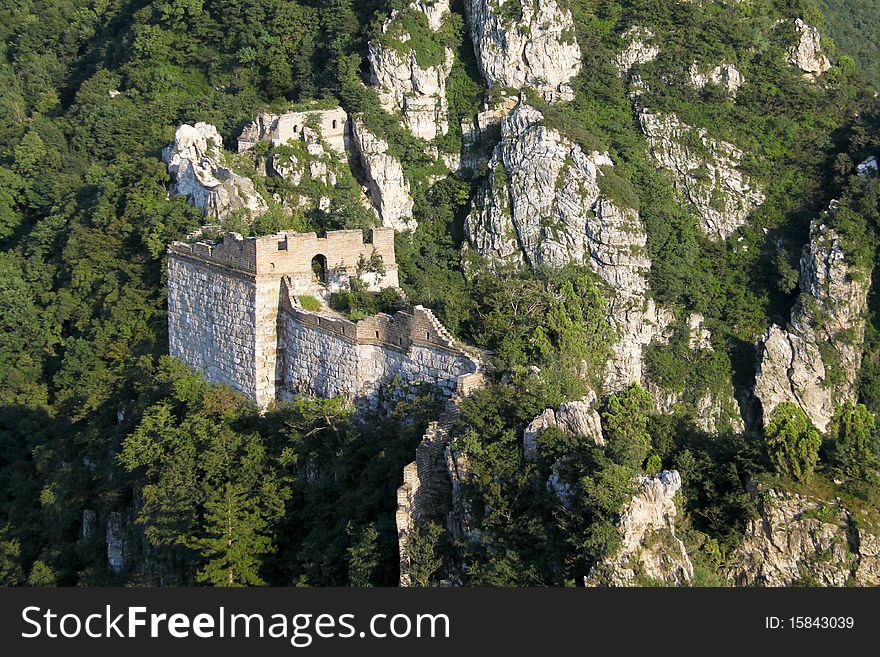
[
  {"xmin": 167, "ymin": 226, "xmax": 475, "ymax": 408},
  {"xmin": 167, "ymin": 255, "xmax": 258, "ymax": 402}
]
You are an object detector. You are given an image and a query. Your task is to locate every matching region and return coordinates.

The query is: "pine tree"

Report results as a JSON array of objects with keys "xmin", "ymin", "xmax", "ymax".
[
  {"xmin": 346, "ymin": 523, "xmax": 379, "ymax": 587},
  {"xmin": 193, "ymin": 482, "xmax": 272, "ymax": 587},
  {"xmin": 602, "ymin": 385, "xmax": 654, "ymax": 470},
  {"xmin": 765, "ymin": 402, "xmax": 822, "ymax": 483},
  {"xmin": 828, "ymin": 401, "xmax": 880, "ymax": 482},
  {"xmin": 405, "ymin": 522, "xmax": 443, "ymax": 587}
]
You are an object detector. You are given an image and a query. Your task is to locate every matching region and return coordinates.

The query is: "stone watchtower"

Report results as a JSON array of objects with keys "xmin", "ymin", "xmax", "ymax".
[{"xmin": 167, "ymin": 226, "xmax": 399, "ymax": 406}]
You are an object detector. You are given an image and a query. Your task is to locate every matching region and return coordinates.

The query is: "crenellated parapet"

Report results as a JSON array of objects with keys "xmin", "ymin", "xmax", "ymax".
[{"xmin": 168, "ymin": 226, "xmax": 398, "ymax": 291}]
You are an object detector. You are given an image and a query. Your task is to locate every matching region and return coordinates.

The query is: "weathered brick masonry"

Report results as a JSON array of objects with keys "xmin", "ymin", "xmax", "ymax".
[{"xmin": 167, "ymin": 226, "xmax": 478, "ymax": 408}]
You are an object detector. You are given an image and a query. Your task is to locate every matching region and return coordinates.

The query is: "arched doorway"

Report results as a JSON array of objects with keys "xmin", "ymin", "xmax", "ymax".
[{"xmin": 311, "ymin": 254, "xmax": 328, "ymax": 284}]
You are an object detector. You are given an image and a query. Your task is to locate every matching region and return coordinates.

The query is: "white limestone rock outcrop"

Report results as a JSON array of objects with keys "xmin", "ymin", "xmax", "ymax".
[
  {"xmin": 351, "ymin": 117, "xmax": 416, "ymax": 232},
  {"xmin": 523, "ymin": 392, "xmax": 604, "ymax": 460},
  {"xmin": 586, "ymin": 471, "xmax": 694, "ymax": 586},
  {"xmin": 369, "ymin": 1, "xmax": 454, "ymax": 141},
  {"xmin": 466, "ymin": 0, "xmax": 581, "ymax": 102},
  {"xmin": 754, "ymin": 215, "xmax": 871, "ymax": 432},
  {"xmin": 616, "ymin": 26, "xmax": 659, "ymax": 77},
  {"xmin": 726, "ymin": 487, "xmax": 880, "ymax": 586},
  {"xmin": 857, "ymin": 156, "xmax": 878, "ymax": 177},
  {"xmin": 639, "ymin": 110, "xmax": 764, "ymax": 240},
  {"xmin": 466, "ymin": 101, "xmax": 671, "ymax": 390},
  {"xmin": 688, "ymin": 62, "xmax": 743, "ymax": 97},
  {"xmin": 787, "ymin": 18, "xmax": 831, "ymax": 80},
  {"xmin": 163, "ymin": 123, "xmax": 268, "ymax": 220}
]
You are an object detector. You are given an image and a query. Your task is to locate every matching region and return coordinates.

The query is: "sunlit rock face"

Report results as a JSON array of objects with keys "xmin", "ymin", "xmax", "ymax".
[
  {"xmin": 351, "ymin": 117, "xmax": 416, "ymax": 232},
  {"xmin": 163, "ymin": 123, "xmax": 267, "ymax": 220},
  {"xmin": 639, "ymin": 110, "xmax": 764, "ymax": 240},
  {"xmin": 466, "ymin": 0, "xmax": 581, "ymax": 102},
  {"xmin": 787, "ymin": 18, "xmax": 831, "ymax": 80},
  {"xmin": 586, "ymin": 471, "xmax": 694, "ymax": 587},
  {"xmin": 755, "ymin": 214, "xmax": 870, "ymax": 433},
  {"xmin": 465, "ymin": 101, "xmax": 672, "ymax": 391},
  {"xmin": 369, "ymin": 0, "xmax": 454, "ymax": 141},
  {"xmin": 727, "ymin": 486, "xmax": 880, "ymax": 586}
]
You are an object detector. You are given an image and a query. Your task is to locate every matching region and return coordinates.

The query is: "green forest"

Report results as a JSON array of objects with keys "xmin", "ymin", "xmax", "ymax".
[{"xmin": 2, "ymin": 0, "xmax": 880, "ymax": 587}]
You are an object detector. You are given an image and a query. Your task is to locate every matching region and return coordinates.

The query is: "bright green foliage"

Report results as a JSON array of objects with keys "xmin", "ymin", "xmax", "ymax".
[
  {"xmin": 1, "ymin": 0, "xmax": 880, "ymax": 588},
  {"xmin": 817, "ymin": 0, "xmax": 880, "ymax": 86},
  {"xmin": 765, "ymin": 402, "xmax": 823, "ymax": 482},
  {"xmin": 27, "ymin": 561, "xmax": 57, "ymax": 586},
  {"xmin": 405, "ymin": 521, "xmax": 443, "ymax": 588},
  {"xmin": 827, "ymin": 402, "xmax": 880, "ymax": 482},
  {"xmin": 0, "ymin": 528, "xmax": 24, "ymax": 585},
  {"xmin": 298, "ymin": 295, "xmax": 322, "ymax": 312},
  {"xmin": 194, "ymin": 482, "xmax": 276, "ymax": 586},
  {"xmin": 602, "ymin": 385, "xmax": 654, "ymax": 470},
  {"xmin": 463, "ymin": 264, "xmax": 612, "ymax": 387}
]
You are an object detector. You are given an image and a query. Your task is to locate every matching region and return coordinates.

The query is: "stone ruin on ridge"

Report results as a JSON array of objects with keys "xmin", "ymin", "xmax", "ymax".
[{"xmin": 166, "ymin": 225, "xmax": 480, "ymax": 409}]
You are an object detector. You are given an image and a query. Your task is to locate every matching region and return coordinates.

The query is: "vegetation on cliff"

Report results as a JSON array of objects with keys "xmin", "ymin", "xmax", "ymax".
[{"xmin": 2, "ymin": 0, "xmax": 880, "ymax": 586}]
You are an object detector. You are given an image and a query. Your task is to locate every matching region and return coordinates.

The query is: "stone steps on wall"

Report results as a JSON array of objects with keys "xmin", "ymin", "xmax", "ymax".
[{"xmin": 418, "ymin": 306, "xmax": 458, "ymax": 346}]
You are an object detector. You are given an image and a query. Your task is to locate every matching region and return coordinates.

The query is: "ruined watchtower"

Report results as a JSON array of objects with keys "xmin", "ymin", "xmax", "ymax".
[{"xmin": 167, "ymin": 226, "xmax": 399, "ymax": 406}]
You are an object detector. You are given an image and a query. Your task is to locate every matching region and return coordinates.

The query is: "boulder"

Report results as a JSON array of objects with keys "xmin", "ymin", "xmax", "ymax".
[
  {"xmin": 523, "ymin": 392, "xmax": 604, "ymax": 460},
  {"xmin": 688, "ymin": 61, "xmax": 744, "ymax": 97},
  {"xmin": 163, "ymin": 123, "xmax": 267, "ymax": 220},
  {"xmin": 787, "ymin": 18, "xmax": 831, "ymax": 80}
]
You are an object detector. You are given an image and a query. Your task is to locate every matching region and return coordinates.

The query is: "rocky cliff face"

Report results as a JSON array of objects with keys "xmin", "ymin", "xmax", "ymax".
[
  {"xmin": 754, "ymin": 215, "xmax": 870, "ymax": 432},
  {"xmin": 465, "ymin": 101, "xmax": 671, "ymax": 390},
  {"xmin": 351, "ymin": 117, "xmax": 417, "ymax": 232},
  {"xmin": 163, "ymin": 123, "xmax": 268, "ymax": 220},
  {"xmin": 523, "ymin": 391, "xmax": 604, "ymax": 460},
  {"xmin": 787, "ymin": 18, "xmax": 831, "ymax": 80},
  {"xmin": 616, "ymin": 26, "xmax": 659, "ymax": 77},
  {"xmin": 688, "ymin": 62, "xmax": 744, "ymax": 97},
  {"xmin": 639, "ymin": 110, "xmax": 764, "ymax": 240},
  {"xmin": 586, "ymin": 470, "xmax": 694, "ymax": 586},
  {"xmin": 466, "ymin": 103, "xmax": 632, "ymax": 270},
  {"xmin": 727, "ymin": 486, "xmax": 880, "ymax": 586},
  {"xmin": 369, "ymin": 1, "xmax": 454, "ymax": 141},
  {"xmin": 466, "ymin": 0, "xmax": 581, "ymax": 102}
]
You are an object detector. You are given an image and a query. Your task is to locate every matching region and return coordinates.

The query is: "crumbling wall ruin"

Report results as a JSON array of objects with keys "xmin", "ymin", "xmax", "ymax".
[
  {"xmin": 396, "ymin": 372, "xmax": 485, "ymax": 586},
  {"xmin": 278, "ymin": 283, "xmax": 480, "ymax": 406},
  {"xmin": 167, "ymin": 226, "xmax": 477, "ymax": 409}
]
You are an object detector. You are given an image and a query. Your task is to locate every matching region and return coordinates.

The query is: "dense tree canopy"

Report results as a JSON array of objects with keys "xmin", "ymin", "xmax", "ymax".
[{"xmin": 1, "ymin": 0, "xmax": 880, "ymax": 587}]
